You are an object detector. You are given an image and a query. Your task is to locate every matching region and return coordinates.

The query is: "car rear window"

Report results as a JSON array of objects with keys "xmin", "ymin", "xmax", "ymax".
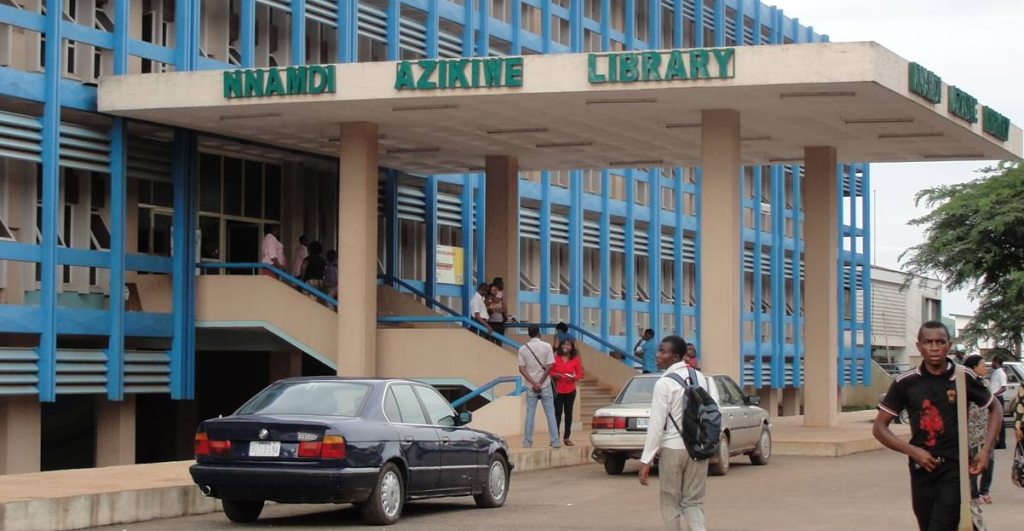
[
  {"xmin": 617, "ymin": 378, "xmax": 659, "ymax": 404},
  {"xmin": 237, "ymin": 382, "xmax": 372, "ymax": 417}
]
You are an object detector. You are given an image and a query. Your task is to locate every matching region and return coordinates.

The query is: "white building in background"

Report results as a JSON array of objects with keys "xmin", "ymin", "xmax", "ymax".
[
  {"xmin": 869, "ymin": 266, "xmax": 943, "ymax": 370},
  {"xmin": 950, "ymin": 313, "xmax": 998, "ymax": 356}
]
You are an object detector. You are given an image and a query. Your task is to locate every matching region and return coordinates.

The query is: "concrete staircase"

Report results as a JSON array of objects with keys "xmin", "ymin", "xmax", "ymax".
[{"xmin": 579, "ymin": 378, "xmax": 617, "ymax": 429}]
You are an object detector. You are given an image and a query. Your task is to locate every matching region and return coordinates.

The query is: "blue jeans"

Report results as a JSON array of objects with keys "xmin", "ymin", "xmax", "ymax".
[{"xmin": 524, "ymin": 386, "xmax": 560, "ymax": 448}]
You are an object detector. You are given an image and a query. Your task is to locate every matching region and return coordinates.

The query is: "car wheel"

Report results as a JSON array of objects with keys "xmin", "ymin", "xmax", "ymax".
[
  {"xmin": 361, "ymin": 463, "xmax": 404, "ymax": 526},
  {"xmin": 709, "ymin": 435, "xmax": 730, "ymax": 476},
  {"xmin": 474, "ymin": 454, "xmax": 510, "ymax": 508},
  {"xmin": 749, "ymin": 428, "xmax": 771, "ymax": 466},
  {"xmin": 221, "ymin": 499, "xmax": 264, "ymax": 523},
  {"xmin": 603, "ymin": 453, "xmax": 626, "ymax": 475},
  {"xmin": 899, "ymin": 409, "xmax": 910, "ymax": 425}
]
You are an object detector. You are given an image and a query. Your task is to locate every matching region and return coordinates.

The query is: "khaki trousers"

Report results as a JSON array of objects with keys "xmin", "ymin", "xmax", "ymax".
[{"xmin": 658, "ymin": 448, "xmax": 708, "ymax": 531}]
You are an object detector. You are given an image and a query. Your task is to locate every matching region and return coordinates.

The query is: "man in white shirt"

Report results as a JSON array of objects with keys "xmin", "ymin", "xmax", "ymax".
[
  {"xmin": 518, "ymin": 325, "xmax": 560, "ymax": 448},
  {"xmin": 470, "ymin": 283, "xmax": 493, "ymax": 335},
  {"xmin": 638, "ymin": 335, "xmax": 713, "ymax": 531},
  {"xmin": 261, "ymin": 225, "xmax": 285, "ymax": 278},
  {"xmin": 990, "ymin": 357, "xmax": 1008, "ymax": 452},
  {"xmin": 291, "ymin": 235, "xmax": 309, "ymax": 277}
]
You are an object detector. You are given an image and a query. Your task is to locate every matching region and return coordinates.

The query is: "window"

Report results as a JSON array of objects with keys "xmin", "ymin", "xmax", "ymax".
[
  {"xmin": 384, "ymin": 389, "xmax": 402, "ymax": 421},
  {"xmin": 237, "ymin": 381, "xmax": 371, "ymax": 417},
  {"xmin": 714, "ymin": 377, "xmax": 743, "ymax": 406},
  {"xmin": 414, "ymin": 385, "xmax": 457, "ymax": 426},
  {"xmin": 391, "ymin": 384, "xmax": 428, "ymax": 424}
]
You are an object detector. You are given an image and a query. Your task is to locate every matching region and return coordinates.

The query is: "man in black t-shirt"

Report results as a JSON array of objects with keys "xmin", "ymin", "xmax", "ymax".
[{"xmin": 873, "ymin": 321, "xmax": 1003, "ymax": 531}]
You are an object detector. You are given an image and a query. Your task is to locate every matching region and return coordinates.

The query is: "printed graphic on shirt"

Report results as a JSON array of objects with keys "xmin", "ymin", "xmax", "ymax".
[{"xmin": 919, "ymin": 399, "xmax": 944, "ymax": 448}]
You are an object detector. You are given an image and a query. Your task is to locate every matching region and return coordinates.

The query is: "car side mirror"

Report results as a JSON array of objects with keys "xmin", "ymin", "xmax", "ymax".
[
  {"xmin": 459, "ymin": 411, "xmax": 473, "ymax": 425},
  {"xmin": 746, "ymin": 395, "xmax": 760, "ymax": 406}
]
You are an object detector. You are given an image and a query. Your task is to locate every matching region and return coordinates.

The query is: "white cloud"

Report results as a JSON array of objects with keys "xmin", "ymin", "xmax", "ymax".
[{"xmin": 777, "ymin": 0, "xmax": 1022, "ymax": 316}]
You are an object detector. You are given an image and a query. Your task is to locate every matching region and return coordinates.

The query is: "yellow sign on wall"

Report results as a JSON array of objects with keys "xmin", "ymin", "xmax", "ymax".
[{"xmin": 436, "ymin": 245, "xmax": 464, "ymax": 285}]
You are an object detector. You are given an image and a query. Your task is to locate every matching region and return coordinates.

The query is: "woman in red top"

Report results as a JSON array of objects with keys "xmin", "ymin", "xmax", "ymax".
[{"xmin": 552, "ymin": 339, "xmax": 584, "ymax": 446}]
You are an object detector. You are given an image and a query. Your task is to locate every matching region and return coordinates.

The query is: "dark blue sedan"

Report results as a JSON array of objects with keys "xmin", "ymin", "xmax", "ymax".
[{"xmin": 190, "ymin": 377, "xmax": 512, "ymax": 525}]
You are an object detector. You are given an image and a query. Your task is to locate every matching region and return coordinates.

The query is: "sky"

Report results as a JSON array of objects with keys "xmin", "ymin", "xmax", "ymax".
[{"xmin": 774, "ymin": 0, "xmax": 1023, "ymax": 316}]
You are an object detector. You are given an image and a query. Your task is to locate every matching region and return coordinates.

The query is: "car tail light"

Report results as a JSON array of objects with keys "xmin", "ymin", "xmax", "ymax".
[
  {"xmin": 614, "ymin": 417, "xmax": 627, "ymax": 429},
  {"xmin": 592, "ymin": 417, "xmax": 627, "ymax": 430},
  {"xmin": 298, "ymin": 441, "xmax": 322, "ymax": 458},
  {"xmin": 194, "ymin": 432, "xmax": 231, "ymax": 456},
  {"xmin": 321, "ymin": 435, "xmax": 346, "ymax": 460},
  {"xmin": 194, "ymin": 432, "xmax": 209, "ymax": 456}
]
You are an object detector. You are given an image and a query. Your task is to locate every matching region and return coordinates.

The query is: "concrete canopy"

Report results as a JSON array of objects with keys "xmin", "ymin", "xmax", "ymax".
[{"xmin": 98, "ymin": 42, "xmax": 1022, "ymax": 174}]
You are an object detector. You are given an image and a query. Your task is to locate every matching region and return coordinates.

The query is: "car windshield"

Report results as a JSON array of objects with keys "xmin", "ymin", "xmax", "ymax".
[
  {"xmin": 617, "ymin": 377, "xmax": 658, "ymax": 404},
  {"xmin": 236, "ymin": 381, "xmax": 372, "ymax": 417}
]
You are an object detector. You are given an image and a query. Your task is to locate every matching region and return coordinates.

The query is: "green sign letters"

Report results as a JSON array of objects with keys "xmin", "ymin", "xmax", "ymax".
[
  {"xmin": 983, "ymin": 106, "xmax": 1010, "ymax": 142},
  {"xmin": 223, "ymin": 65, "xmax": 336, "ymax": 99},
  {"xmin": 947, "ymin": 86, "xmax": 978, "ymax": 123},
  {"xmin": 588, "ymin": 48, "xmax": 735, "ymax": 84},
  {"xmin": 908, "ymin": 62, "xmax": 941, "ymax": 104},
  {"xmin": 395, "ymin": 58, "xmax": 524, "ymax": 90}
]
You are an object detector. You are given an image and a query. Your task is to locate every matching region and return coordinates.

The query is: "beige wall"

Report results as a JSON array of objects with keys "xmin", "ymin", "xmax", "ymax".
[
  {"xmin": 576, "ymin": 342, "xmax": 635, "ymax": 397},
  {"xmin": 376, "ymin": 328, "xmax": 518, "ymax": 387},
  {"xmin": 841, "ymin": 361, "xmax": 894, "ymax": 408}
]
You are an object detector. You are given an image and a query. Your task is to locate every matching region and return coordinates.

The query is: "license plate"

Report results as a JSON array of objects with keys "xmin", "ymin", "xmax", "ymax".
[
  {"xmin": 249, "ymin": 441, "xmax": 281, "ymax": 457},
  {"xmin": 635, "ymin": 418, "xmax": 649, "ymax": 429}
]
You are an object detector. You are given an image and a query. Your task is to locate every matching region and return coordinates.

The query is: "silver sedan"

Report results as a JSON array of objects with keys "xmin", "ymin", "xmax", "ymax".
[{"xmin": 590, "ymin": 373, "xmax": 772, "ymax": 476}]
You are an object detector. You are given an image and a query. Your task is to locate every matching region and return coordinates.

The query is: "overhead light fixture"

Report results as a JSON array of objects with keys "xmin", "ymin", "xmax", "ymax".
[
  {"xmin": 536, "ymin": 141, "xmax": 593, "ymax": 148},
  {"xmin": 586, "ymin": 98, "xmax": 658, "ymax": 105},
  {"xmin": 219, "ymin": 112, "xmax": 282, "ymax": 121},
  {"xmin": 485, "ymin": 127, "xmax": 549, "ymax": 135},
  {"xmin": 662, "ymin": 122, "xmax": 702, "ymax": 129},
  {"xmin": 779, "ymin": 91, "xmax": 856, "ymax": 99},
  {"xmin": 843, "ymin": 117, "xmax": 914, "ymax": 125},
  {"xmin": 769, "ymin": 157, "xmax": 804, "ymax": 163},
  {"xmin": 922, "ymin": 153, "xmax": 985, "ymax": 160},
  {"xmin": 609, "ymin": 159, "xmax": 664, "ymax": 166},
  {"xmin": 392, "ymin": 104, "xmax": 459, "ymax": 112},
  {"xmin": 324, "ymin": 133, "xmax": 388, "ymax": 142},
  {"xmin": 879, "ymin": 132, "xmax": 944, "ymax": 139},
  {"xmin": 741, "ymin": 135, "xmax": 772, "ymax": 142},
  {"xmin": 386, "ymin": 147, "xmax": 441, "ymax": 154}
]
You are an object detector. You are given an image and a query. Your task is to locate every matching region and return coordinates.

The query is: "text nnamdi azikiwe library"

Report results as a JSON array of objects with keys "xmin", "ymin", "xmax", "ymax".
[{"xmin": 0, "ymin": 0, "xmax": 1019, "ymax": 477}]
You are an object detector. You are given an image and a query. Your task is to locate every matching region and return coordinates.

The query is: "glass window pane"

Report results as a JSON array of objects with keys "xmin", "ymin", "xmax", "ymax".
[
  {"xmin": 243, "ymin": 161, "xmax": 262, "ymax": 219},
  {"xmin": 152, "ymin": 212, "xmax": 172, "ymax": 256},
  {"xmin": 90, "ymin": 212, "xmax": 111, "ymax": 250},
  {"xmin": 384, "ymin": 389, "xmax": 401, "ymax": 422},
  {"xmin": 199, "ymin": 153, "xmax": 222, "ymax": 213},
  {"xmin": 199, "ymin": 216, "xmax": 220, "ymax": 260},
  {"xmin": 413, "ymin": 385, "xmax": 456, "ymax": 426},
  {"xmin": 91, "ymin": 173, "xmax": 106, "ymax": 210},
  {"xmin": 391, "ymin": 385, "xmax": 427, "ymax": 424},
  {"xmin": 152, "ymin": 182, "xmax": 173, "ymax": 208},
  {"xmin": 236, "ymin": 381, "xmax": 371, "ymax": 417},
  {"xmin": 264, "ymin": 164, "xmax": 281, "ymax": 221},
  {"xmin": 137, "ymin": 207, "xmax": 151, "ymax": 253},
  {"xmin": 223, "ymin": 157, "xmax": 243, "ymax": 216}
]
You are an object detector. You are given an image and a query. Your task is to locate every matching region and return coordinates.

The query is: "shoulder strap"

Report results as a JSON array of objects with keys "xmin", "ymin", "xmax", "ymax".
[
  {"xmin": 664, "ymin": 372, "xmax": 688, "ymax": 433},
  {"xmin": 524, "ymin": 343, "xmax": 545, "ymax": 367},
  {"xmin": 955, "ymin": 365, "xmax": 973, "ymax": 531}
]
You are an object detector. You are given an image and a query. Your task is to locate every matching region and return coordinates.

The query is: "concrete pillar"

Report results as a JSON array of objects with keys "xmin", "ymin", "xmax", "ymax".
[
  {"xmin": 756, "ymin": 387, "xmax": 780, "ymax": 417},
  {"xmin": 484, "ymin": 155, "xmax": 519, "ymax": 317},
  {"xmin": 0, "ymin": 396, "xmax": 41, "ymax": 474},
  {"xmin": 698, "ymin": 109, "xmax": 742, "ymax": 381},
  {"xmin": 782, "ymin": 386, "xmax": 800, "ymax": 416},
  {"xmin": 803, "ymin": 146, "xmax": 839, "ymax": 427},
  {"xmin": 95, "ymin": 396, "xmax": 136, "ymax": 467},
  {"xmin": 337, "ymin": 122, "xmax": 379, "ymax": 377},
  {"xmin": 269, "ymin": 351, "xmax": 303, "ymax": 383}
]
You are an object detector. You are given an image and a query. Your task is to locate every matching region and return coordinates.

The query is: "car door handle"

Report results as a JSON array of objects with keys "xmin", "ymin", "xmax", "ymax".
[
  {"xmin": 441, "ymin": 436, "xmax": 451, "ymax": 443},
  {"xmin": 403, "ymin": 436, "xmax": 414, "ymax": 442}
]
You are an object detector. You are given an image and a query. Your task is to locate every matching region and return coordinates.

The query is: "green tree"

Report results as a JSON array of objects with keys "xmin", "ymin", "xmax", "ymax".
[{"xmin": 901, "ymin": 162, "xmax": 1024, "ymax": 355}]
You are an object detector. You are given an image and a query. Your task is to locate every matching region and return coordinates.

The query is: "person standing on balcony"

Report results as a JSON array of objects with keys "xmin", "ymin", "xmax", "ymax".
[
  {"xmin": 324, "ymin": 249, "xmax": 338, "ymax": 299},
  {"xmin": 470, "ymin": 283, "xmax": 493, "ymax": 337},
  {"xmin": 635, "ymin": 328, "xmax": 657, "ymax": 373},
  {"xmin": 686, "ymin": 343, "xmax": 702, "ymax": 371},
  {"xmin": 553, "ymin": 322, "xmax": 573, "ymax": 349},
  {"xmin": 487, "ymin": 280, "xmax": 507, "ymax": 342},
  {"xmin": 261, "ymin": 225, "xmax": 285, "ymax": 279},
  {"xmin": 519, "ymin": 325, "xmax": 560, "ymax": 449},
  {"xmin": 301, "ymin": 241, "xmax": 327, "ymax": 300},
  {"xmin": 291, "ymin": 235, "xmax": 309, "ymax": 278},
  {"xmin": 552, "ymin": 339, "xmax": 583, "ymax": 447}
]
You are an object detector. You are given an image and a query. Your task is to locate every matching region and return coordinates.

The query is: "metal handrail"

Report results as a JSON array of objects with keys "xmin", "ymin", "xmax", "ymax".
[
  {"xmin": 197, "ymin": 262, "xmax": 338, "ymax": 308},
  {"xmin": 506, "ymin": 322, "xmax": 643, "ymax": 366},
  {"xmin": 377, "ymin": 274, "xmax": 524, "ymax": 350},
  {"xmin": 449, "ymin": 375, "xmax": 523, "ymax": 409}
]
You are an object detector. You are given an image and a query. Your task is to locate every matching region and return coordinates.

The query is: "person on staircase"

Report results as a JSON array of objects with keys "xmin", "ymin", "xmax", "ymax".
[{"xmin": 552, "ymin": 339, "xmax": 583, "ymax": 447}]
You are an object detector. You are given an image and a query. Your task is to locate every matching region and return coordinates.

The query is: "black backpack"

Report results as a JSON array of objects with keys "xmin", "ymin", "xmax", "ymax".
[{"xmin": 665, "ymin": 369, "xmax": 722, "ymax": 461}]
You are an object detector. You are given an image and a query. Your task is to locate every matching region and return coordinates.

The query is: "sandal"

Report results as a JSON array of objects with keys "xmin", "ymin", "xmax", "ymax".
[{"xmin": 982, "ymin": 495, "xmax": 992, "ymax": 504}]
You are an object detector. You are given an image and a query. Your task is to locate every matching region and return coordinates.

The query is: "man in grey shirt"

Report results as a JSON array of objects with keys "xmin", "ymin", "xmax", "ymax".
[{"xmin": 518, "ymin": 325, "xmax": 561, "ymax": 448}]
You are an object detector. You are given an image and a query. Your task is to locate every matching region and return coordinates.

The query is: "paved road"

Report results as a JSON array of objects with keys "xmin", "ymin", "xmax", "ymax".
[{"xmin": 94, "ymin": 444, "xmax": 1023, "ymax": 531}]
